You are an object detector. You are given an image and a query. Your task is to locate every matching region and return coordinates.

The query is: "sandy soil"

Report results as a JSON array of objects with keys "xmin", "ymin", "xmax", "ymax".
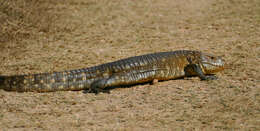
[{"xmin": 0, "ymin": 0, "xmax": 259, "ymax": 130}]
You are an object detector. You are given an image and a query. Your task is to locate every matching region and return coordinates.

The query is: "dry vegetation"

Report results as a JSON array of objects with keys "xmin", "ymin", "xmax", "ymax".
[
  {"xmin": 0, "ymin": 0, "xmax": 60, "ymax": 43},
  {"xmin": 0, "ymin": 0, "xmax": 259, "ymax": 130}
]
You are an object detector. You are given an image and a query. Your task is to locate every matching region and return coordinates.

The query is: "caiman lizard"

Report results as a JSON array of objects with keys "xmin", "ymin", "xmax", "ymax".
[{"xmin": 0, "ymin": 50, "xmax": 225, "ymax": 93}]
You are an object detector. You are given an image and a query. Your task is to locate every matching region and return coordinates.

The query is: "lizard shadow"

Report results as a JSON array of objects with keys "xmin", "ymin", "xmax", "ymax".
[{"xmin": 82, "ymin": 82, "xmax": 151, "ymax": 94}]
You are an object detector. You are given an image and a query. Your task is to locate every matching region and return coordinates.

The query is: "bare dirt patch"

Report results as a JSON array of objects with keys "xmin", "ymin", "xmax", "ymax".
[{"xmin": 0, "ymin": 0, "xmax": 259, "ymax": 130}]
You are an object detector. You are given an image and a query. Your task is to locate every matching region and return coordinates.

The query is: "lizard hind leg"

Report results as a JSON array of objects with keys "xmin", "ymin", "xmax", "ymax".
[{"xmin": 83, "ymin": 79, "xmax": 111, "ymax": 94}]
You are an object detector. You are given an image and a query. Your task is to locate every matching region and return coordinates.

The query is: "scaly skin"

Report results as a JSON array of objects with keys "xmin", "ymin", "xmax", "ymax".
[{"xmin": 0, "ymin": 50, "xmax": 225, "ymax": 93}]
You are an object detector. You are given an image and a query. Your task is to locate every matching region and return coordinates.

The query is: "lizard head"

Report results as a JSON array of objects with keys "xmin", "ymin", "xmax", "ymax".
[{"xmin": 200, "ymin": 53, "xmax": 225, "ymax": 74}]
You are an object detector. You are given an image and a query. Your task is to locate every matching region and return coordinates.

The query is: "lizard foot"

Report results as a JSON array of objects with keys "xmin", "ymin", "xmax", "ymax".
[
  {"xmin": 83, "ymin": 87, "xmax": 110, "ymax": 94},
  {"xmin": 201, "ymin": 75, "xmax": 218, "ymax": 81}
]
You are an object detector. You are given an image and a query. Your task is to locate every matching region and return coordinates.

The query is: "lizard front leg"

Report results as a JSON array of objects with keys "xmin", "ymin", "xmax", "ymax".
[{"xmin": 185, "ymin": 64, "xmax": 218, "ymax": 80}]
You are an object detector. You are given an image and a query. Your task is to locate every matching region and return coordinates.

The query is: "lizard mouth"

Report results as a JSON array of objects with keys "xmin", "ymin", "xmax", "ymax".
[
  {"xmin": 202, "ymin": 62, "xmax": 225, "ymax": 73},
  {"xmin": 203, "ymin": 62, "xmax": 225, "ymax": 67}
]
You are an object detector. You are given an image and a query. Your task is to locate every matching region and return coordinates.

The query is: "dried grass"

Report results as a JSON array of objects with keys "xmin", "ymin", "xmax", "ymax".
[{"xmin": 0, "ymin": 0, "xmax": 59, "ymax": 43}]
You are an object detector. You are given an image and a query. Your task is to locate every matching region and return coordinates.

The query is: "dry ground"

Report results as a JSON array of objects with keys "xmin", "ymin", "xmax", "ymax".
[{"xmin": 0, "ymin": 0, "xmax": 259, "ymax": 130}]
